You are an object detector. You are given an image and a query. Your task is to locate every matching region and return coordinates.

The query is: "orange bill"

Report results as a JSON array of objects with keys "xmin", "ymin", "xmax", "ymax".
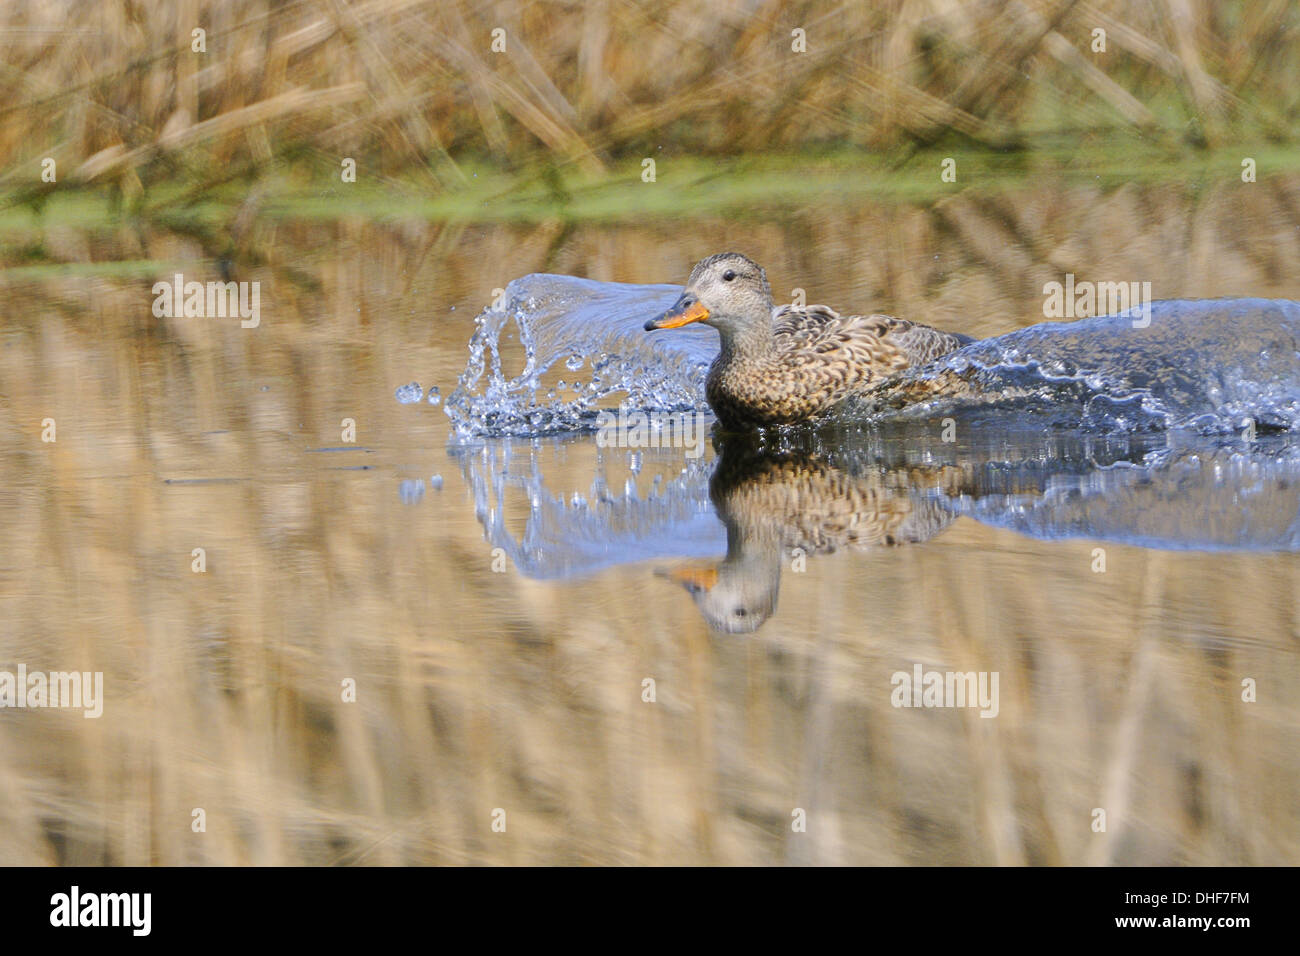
[
  {"xmin": 661, "ymin": 565, "xmax": 719, "ymax": 591},
  {"xmin": 644, "ymin": 299, "xmax": 710, "ymax": 330}
]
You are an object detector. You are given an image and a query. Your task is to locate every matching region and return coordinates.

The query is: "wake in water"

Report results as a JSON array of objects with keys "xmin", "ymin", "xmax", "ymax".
[
  {"xmin": 855, "ymin": 298, "xmax": 1300, "ymax": 434},
  {"xmin": 444, "ymin": 274, "xmax": 1300, "ymax": 437}
]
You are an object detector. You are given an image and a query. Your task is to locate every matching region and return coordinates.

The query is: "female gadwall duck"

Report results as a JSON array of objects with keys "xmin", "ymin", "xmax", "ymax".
[{"xmin": 644, "ymin": 252, "xmax": 974, "ymax": 429}]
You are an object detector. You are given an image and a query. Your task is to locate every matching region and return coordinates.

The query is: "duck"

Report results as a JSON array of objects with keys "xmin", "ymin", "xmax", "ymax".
[{"xmin": 644, "ymin": 252, "xmax": 975, "ymax": 430}]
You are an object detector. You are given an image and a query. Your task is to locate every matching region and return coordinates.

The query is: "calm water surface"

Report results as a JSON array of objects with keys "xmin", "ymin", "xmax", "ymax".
[{"xmin": 3, "ymin": 175, "xmax": 1299, "ymax": 864}]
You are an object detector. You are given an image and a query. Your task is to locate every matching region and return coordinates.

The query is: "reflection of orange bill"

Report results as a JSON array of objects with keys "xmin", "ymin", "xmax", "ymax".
[
  {"xmin": 646, "ymin": 301, "xmax": 710, "ymax": 330},
  {"xmin": 665, "ymin": 565, "xmax": 718, "ymax": 590}
]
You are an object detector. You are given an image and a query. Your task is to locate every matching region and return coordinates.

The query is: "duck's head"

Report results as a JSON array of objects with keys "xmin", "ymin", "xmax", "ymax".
[
  {"xmin": 658, "ymin": 561, "xmax": 777, "ymax": 634},
  {"xmin": 644, "ymin": 252, "xmax": 774, "ymax": 338}
]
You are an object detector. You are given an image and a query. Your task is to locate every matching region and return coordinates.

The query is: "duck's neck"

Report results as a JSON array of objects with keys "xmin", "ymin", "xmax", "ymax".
[
  {"xmin": 718, "ymin": 512, "xmax": 783, "ymax": 593},
  {"xmin": 715, "ymin": 312, "xmax": 776, "ymax": 364}
]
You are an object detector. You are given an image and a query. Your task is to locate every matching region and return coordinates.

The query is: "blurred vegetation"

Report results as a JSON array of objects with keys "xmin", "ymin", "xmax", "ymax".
[{"xmin": 1, "ymin": 0, "xmax": 1297, "ymax": 216}]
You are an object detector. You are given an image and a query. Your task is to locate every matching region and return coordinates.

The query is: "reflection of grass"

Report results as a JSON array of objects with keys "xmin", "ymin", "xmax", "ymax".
[
  {"xmin": 4, "ymin": 144, "xmax": 1298, "ymax": 238},
  {"xmin": 0, "ymin": 260, "xmax": 195, "ymax": 281}
]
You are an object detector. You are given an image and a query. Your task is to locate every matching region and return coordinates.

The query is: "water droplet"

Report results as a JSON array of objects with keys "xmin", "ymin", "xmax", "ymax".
[
  {"xmin": 399, "ymin": 479, "xmax": 425, "ymax": 503},
  {"xmin": 566, "ymin": 355, "xmax": 583, "ymax": 371},
  {"xmin": 395, "ymin": 382, "xmax": 423, "ymax": 404},
  {"xmin": 427, "ymin": 386, "xmax": 442, "ymax": 406}
]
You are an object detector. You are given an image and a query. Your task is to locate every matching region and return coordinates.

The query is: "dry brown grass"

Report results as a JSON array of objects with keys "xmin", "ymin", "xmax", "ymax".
[{"xmin": 0, "ymin": 0, "xmax": 1296, "ymax": 202}]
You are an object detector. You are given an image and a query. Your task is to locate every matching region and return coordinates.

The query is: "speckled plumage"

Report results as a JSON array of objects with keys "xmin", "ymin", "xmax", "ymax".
[
  {"xmin": 645, "ymin": 253, "xmax": 974, "ymax": 430},
  {"xmin": 709, "ymin": 305, "xmax": 972, "ymax": 428}
]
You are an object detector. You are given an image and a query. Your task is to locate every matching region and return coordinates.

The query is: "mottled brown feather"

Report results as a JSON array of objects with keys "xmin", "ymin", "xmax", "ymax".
[{"xmin": 706, "ymin": 304, "xmax": 973, "ymax": 429}]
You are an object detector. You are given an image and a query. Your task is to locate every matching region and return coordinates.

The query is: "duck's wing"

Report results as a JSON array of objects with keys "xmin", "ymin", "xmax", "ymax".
[
  {"xmin": 771, "ymin": 305, "xmax": 912, "ymax": 381},
  {"xmin": 773, "ymin": 306, "xmax": 972, "ymax": 365},
  {"xmin": 881, "ymin": 318, "xmax": 976, "ymax": 366},
  {"xmin": 764, "ymin": 306, "xmax": 975, "ymax": 410}
]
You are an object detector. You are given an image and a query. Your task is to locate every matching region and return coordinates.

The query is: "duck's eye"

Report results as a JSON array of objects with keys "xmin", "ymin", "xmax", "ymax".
[{"xmin": 722, "ymin": 269, "xmax": 737, "ymax": 282}]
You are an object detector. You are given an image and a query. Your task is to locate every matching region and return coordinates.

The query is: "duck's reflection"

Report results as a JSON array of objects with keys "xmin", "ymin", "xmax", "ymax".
[
  {"xmin": 453, "ymin": 422, "xmax": 1300, "ymax": 635},
  {"xmin": 660, "ymin": 437, "xmax": 960, "ymax": 632}
]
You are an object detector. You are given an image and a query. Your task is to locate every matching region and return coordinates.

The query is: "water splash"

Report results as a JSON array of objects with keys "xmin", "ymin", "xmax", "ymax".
[
  {"xmin": 444, "ymin": 274, "xmax": 715, "ymax": 438},
  {"xmin": 856, "ymin": 299, "xmax": 1300, "ymax": 434},
  {"xmin": 446, "ymin": 276, "xmax": 1300, "ymax": 437}
]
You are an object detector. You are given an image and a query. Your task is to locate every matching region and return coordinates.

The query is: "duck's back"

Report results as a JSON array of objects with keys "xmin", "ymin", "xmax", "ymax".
[
  {"xmin": 881, "ymin": 317, "xmax": 977, "ymax": 365},
  {"xmin": 707, "ymin": 305, "xmax": 973, "ymax": 428},
  {"xmin": 772, "ymin": 305, "xmax": 972, "ymax": 380}
]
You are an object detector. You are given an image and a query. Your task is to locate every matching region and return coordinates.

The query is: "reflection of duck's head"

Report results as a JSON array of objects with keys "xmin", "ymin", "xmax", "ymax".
[
  {"xmin": 659, "ymin": 553, "xmax": 780, "ymax": 634},
  {"xmin": 644, "ymin": 253, "xmax": 774, "ymax": 350}
]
